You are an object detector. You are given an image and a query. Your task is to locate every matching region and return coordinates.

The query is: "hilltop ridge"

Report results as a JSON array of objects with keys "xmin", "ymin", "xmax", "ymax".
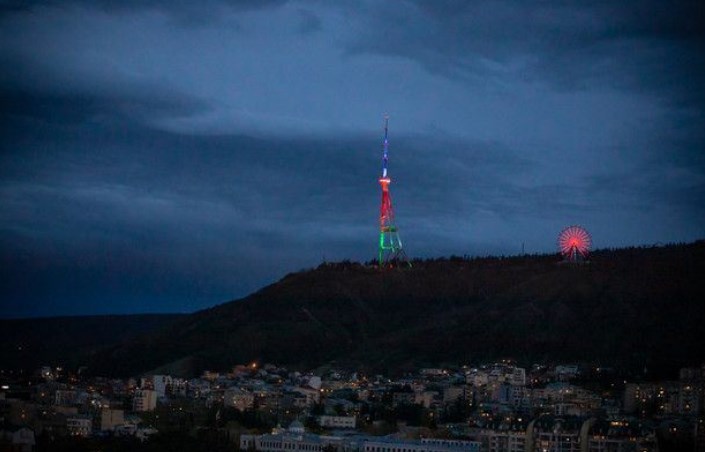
[{"xmin": 83, "ymin": 241, "xmax": 705, "ymax": 377}]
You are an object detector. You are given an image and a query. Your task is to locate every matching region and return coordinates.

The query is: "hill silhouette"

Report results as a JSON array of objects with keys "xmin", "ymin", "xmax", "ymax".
[
  {"xmin": 84, "ymin": 241, "xmax": 705, "ymax": 378},
  {"xmin": 0, "ymin": 314, "xmax": 185, "ymax": 373}
]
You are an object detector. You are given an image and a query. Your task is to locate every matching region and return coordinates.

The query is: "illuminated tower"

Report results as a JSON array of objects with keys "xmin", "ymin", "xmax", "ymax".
[{"xmin": 378, "ymin": 115, "xmax": 409, "ymax": 266}]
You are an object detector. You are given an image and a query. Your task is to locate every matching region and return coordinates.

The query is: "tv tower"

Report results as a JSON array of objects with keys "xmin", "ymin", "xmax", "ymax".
[{"xmin": 377, "ymin": 115, "xmax": 409, "ymax": 267}]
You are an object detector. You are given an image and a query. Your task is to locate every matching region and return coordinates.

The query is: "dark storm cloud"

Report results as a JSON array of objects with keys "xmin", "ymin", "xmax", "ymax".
[
  {"xmin": 0, "ymin": 0, "xmax": 289, "ymax": 32},
  {"xmin": 346, "ymin": 1, "xmax": 705, "ymax": 104},
  {"xmin": 0, "ymin": 49, "xmax": 211, "ymax": 131},
  {"xmin": 1, "ymin": 81, "xmax": 209, "ymax": 128},
  {"xmin": 0, "ymin": 0, "xmax": 287, "ymax": 17},
  {"xmin": 297, "ymin": 8, "xmax": 322, "ymax": 35}
]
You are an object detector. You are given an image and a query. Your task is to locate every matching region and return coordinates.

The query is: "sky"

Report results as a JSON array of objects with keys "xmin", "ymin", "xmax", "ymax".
[{"xmin": 1, "ymin": 0, "xmax": 703, "ymax": 318}]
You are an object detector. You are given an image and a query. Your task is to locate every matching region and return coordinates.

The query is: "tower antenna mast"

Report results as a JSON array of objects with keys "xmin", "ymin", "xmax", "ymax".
[{"xmin": 377, "ymin": 115, "xmax": 409, "ymax": 267}]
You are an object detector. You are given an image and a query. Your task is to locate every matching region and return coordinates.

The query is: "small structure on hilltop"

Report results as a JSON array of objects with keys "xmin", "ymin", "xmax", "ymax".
[{"xmin": 558, "ymin": 225, "xmax": 592, "ymax": 263}]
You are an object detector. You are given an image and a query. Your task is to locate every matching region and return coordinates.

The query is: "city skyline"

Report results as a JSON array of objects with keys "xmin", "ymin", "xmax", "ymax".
[{"xmin": 1, "ymin": 1, "xmax": 704, "ymax": 317}]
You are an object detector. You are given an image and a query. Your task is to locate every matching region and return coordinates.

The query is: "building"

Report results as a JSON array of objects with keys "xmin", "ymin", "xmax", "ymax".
[
  {"xmin": 468, "ymin": 417, "xmax": 531, "ymax": 452},
  {"xmin": 420, "ymin": 369, "xmax": 447, "ymax": 377},
  {"xmin": 140, "ymin": 375, "xmax": 172, "ymax": 397},
  {"xmin": 360, "ymin": 437, "xmax": 480, "ymax": 452},
  {"xmin": 679, "ymin": 382, "xmax": 701, "ymax": 415},
  {"xmin": 624, "ymin": 381, "xmax": 698, "ymax": 416},
  {"xmin": 391, "ymin": 391, "xmax": 415, "ymax": 407},
  {"xmin": 554, "ymin": 365, "xmax": 580, "ymax": 380},
  {"xmin": 99, "ymin": 408, "xmax": 124, "ymax": 431},
  {"xmin": 318, "ymin": 415, "xmax": 356, "ymax": 429},
  {"xmin": 66, "ymin": 415, "xmax": 92, "ymax": 436},
  {"xmin": 242, "ymin": 422, "xmax": 480, "ymax": 452},
  {"xmin": 415, "ymin": 391, "xmax": 440, "ymax": 409},
  {"xmin": 586, "ymin": 418, "xmax": 658, "ymax": 452},
  {"xmin": 483, "ymin": 430, "xmax": 526, "ymax": 452},
  {"xmin": 224, "ymin": 388, "xmax": 255, "ymax": 411},
  {"xmin": 526, "ymin": 416, "xmax": 583, "ymax": 452},
  {"xmin": 241, "ymin": 421, "xmax": 344, "ymax": 452},
  {"xmin": 467, "ymin": 365, "xmax": 527, "ymax": 388},
  {"xmin": 133, "ymin": 389, "xmax": 157, "ymax": 412},
  {"xmin": 443, "ymin": 386, "xmax": 466, "ymax": 403},
  {"xmin": 0, "ymin": 427, "xmax": 36, "ymax": 452},
  {"xmin": 54, "ymin": 389, "xmax": 78, "ymax": 406},
  {"xmin": 293, "ymin": 386, "xmax": 321, "ymax": 407}
]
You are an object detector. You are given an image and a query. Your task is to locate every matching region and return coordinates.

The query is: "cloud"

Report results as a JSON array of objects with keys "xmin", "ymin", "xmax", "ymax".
[
  {"xmin": 342, "ymin": 1, "xmax": 705, "ymax": 106},
  {"xmin": 1, "ymin": 82, "xmax": 209, "ymax": 130},
  {"xmin": 0, "ymin": 0, "xmax": 287, "ymax": 20},
  {"xmin": 297, "ymin": 8, "xmax": 322, "ymax": 35},
  {"xmin": 0, "ymin": 42, "xmax": 211, "ymax": 131}
]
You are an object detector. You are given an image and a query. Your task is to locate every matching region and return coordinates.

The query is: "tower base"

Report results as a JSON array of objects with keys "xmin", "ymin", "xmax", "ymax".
[{"xmin": 378, "ymin": 227, "xmax": 410, "ymax": 267}]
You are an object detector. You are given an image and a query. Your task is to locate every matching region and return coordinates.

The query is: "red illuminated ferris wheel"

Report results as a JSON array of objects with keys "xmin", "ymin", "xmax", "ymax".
[{"xmin": 558, "ymin": 225, "xmax": 592, "ymax": 262}]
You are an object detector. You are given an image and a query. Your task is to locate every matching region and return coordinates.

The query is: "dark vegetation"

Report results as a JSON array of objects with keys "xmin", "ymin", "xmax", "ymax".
[
  {"xmin": 87, "ymin": 241, "xmax": 705, "ymax": 378},
  {"xmin": 2, "ymin": 242, "xmax": 703, "ymax": 379}
]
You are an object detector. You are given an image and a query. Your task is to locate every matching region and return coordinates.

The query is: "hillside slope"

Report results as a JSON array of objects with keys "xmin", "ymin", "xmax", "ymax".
[{"xmin": 87, "ymin": 241, "xmax": 705, "ymax": 377}]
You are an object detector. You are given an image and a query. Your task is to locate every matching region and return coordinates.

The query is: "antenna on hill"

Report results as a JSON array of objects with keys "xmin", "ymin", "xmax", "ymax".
[{"xmin": 377, "ymin": 114, "xmax": 410, "ymax": 268}]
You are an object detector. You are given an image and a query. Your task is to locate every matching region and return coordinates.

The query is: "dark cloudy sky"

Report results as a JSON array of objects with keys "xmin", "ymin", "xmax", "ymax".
[{"xmin": 1, "ymin": 1, "xmax": 703, "ymax": 318}]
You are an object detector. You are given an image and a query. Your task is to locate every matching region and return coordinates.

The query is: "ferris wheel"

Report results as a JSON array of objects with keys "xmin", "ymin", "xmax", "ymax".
[{"xmin": 558, "ymin": 225, "xmax": 592, "ymax": 262}]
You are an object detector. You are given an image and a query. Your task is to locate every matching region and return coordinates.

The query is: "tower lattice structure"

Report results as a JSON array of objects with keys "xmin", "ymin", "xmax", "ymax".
[{"xmin": 377, "ymin": 115, "xmax": 409, "ymax": 267}]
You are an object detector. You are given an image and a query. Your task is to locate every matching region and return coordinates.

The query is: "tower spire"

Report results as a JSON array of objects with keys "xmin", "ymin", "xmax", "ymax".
[
  {"xmin": 382, "ymin": 114, "xmax": 389, "ymax": 178},
  {"xmin": 377, "ymin": 115, "xmax": 409, "ymax": 267}
]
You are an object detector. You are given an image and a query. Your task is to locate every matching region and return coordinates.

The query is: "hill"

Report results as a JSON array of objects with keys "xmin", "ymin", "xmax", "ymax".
[
  {"xmin": 85, "ymin": 241, "xmax": 705, "ymax": 378},
  {"xmin": 0, "ymin": 314, "xmax": 185, "ymax": 373}
]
